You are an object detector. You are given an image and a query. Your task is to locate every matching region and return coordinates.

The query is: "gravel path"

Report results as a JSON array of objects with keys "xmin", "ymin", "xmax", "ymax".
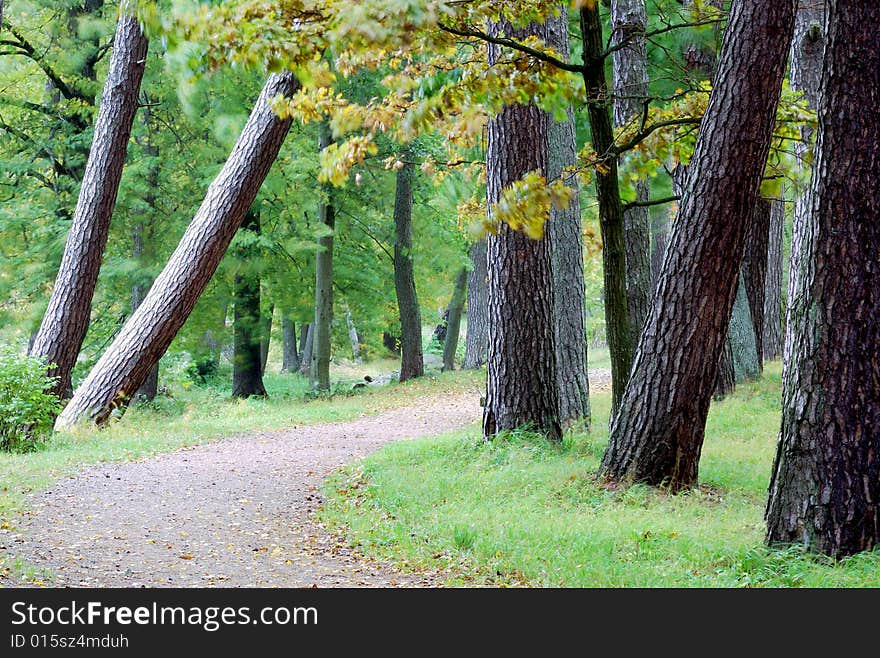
[{"xmin": 5, "ymin": 393, "xmax": 481, "ymax": 588}]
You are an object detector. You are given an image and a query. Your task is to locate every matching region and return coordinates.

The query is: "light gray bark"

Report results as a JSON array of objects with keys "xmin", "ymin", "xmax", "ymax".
[
  {"xmin": 442, "ymin": 267, "xmax": 468, "ymax": 372},
  {"xmin": 345, "ymin": 308, "xmax": 361, "ymax": 363},
  {"xmin": 763, "ymin": 200, "xmax": 784, "ymax": 360},
  {"xmin": 463, "ymin": 239, "xmax": 488, "ymax": 369},
  {"xmin": 311, "ymin": 122, "xmax": 334, "ymax": 391},
  {"xmin": 281, "ymin": 314, "xmax": 300, "ymax": 373}
]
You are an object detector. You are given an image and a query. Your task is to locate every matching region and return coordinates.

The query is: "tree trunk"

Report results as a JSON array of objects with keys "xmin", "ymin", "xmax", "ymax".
[
  {"xmin": 650, "ymin": 207, "xmax": 670, "ymax": 294},
  {"xmin": 345, "ymin": 309, "xmax": 361, "ymax": 363},
  {"xmin": 299, "ymin": 322, "xmax": 314, "ymax": 376},
  {"xmin": 766, "ymin": 0, "xmax": 880, "ymax": 558},
  {"xmin": 580, "ymin": 4, "xmax": 632, "ymax": 413},
  {"xmin": 612, "ymin": 0, "xmax": 651, "ymax": 355},
  {"xmin": 713, "ymin": 339, "xmax": 735, "ymax": 400},
  {"xmin": 130, "ymin": 226, "xmax": 158, "ymax": 402},
  {"xmin": 442, "ymin": 267, "xmax": 468, "ymax": 372},
  {"xmin": 727, "ymin": 271, "xmax": 760, "ymax": 383},
  {"xmin": 393, "ymin": 153, "xmax": 424, "ymax": 382},
  {"xmin": 743, "ymin": 197, "xmax": 771, "ymax": 372},
  {"xmin": 483, "ymin": 18, "xmax": 560, "ymax": 442},
  {"xmin": 762, "ymin": 200, "xmax": 784, "ymax": 360},
  {"xmin": 259, "ymin": 301, "xmax": 274, "ymax": 376},
  {"xmin": 281, "ymin": 314, "xmax": 300, "ymax": 373},
  {"xmin": 463, "ymin": 239, "xmax": 488, "ymax": 368},
  {"xmin": 784, "ymin": 1, "xmax": 825, "ymax": 372},
  {"xmin": 55, "ymin": 73, "xmax": 298, "ymax": 429},
  {"xmin": 599, "ymin": 0, "xmax": 795, "ymax": 491},
  {"xmin": 311, "ymin": 122, "xmax": 334, "ymax": 391},
  {"xmin": 546, "ymin": 8, "xmax": 590, "ymax": 428},
  {"xmin": 29, "ymin": 3, "xmax": 148, "ymax": 400},
  {"xmin": 232, "ymin": 210, "xmax": 267, "ymax": 398}
]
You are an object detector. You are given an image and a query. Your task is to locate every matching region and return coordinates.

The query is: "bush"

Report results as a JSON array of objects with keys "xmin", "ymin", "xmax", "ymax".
[
  {"xmin": 0, "ymin": 350, "xmax": 62, "ymax": 452},
  {"xmin": 185, "ymin": 355, "xmax": 219, "ymax": 386}
]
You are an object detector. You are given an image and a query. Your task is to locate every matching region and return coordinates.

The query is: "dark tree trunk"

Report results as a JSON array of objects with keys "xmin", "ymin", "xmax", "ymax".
[
  {"xmin": 599, "ymin": 0, "xmax": 795, "ymax": 491},
  {"xmin": 259, "ymin": 301, "xmax": 274, "ymax": 376},
  {"xmin": 55, "ymin": 73, "xmax": 298, "ymax": 429},
  {"xmin": 232, "ymin": 210, "xmax": 267, "ymax": 399},
  {"xmin": 29, "ymin": 4, "xmax": 148, "ymax": 400},
  {"xmin": 311, "ymin": 122, "xmax": 334, "ymax": 391},
  {"xmin": 431, "ymin": 310, "xmax": 449, "ymax": 346},
  {"xmin": 612, "ymin": 0, "xmax": 651, "ymax": 355},
  {"xmin": 442, "ymin": 267, "xmax": 468, "ymax": 372},
  {"xmin": 463, "ymin": 239, "xmax": 488, "ymax": 368},
  {"xmin": 580, "ymin": 4, "xmax": 632, "ymax": 413},
  {"xmin": 766, "ymin": 0, "xmax": 880, "ymax": 558},
  {"xmin": 345, "ymin": 309, "xmax": 361, "ymax": 363},
  {"xmin": 762, "ymin": 200, "xmax": 784, "ymax": 360},
  {"xmin": 546, "ymin": 8, "xmax": 590, "ymax": 428},
  {"xmin": 743, "ymin": 197, "xmax": 771, "ymax": 372},
  {"xmin": 392, "ymin": 153, "xmax": 424, "ymax": 382},
  {"xmin": 483, "ymin": 18, "xmax": 560, "ymax": 442},
  {"xmin": 299, "ymin": 322, "xmax": 314, "ymax": 376},
  {"xmin": 281, "ymin": 314, "xmax": 300, "ymax": 373},
  {"xmin": 713, "ymin": 339, "xmax": 735, "ymax": 400}
]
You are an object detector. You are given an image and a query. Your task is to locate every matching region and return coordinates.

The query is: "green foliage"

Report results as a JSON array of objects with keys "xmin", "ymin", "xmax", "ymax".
[{"xmin": 0, "ymin": 350, "xmax": 62, "ymax": 453}]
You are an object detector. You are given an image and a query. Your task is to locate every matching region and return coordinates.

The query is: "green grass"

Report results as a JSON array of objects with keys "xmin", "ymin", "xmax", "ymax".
[{"xmin": 319, "ymin": 362, "xmax": 880, "ymax": 587}]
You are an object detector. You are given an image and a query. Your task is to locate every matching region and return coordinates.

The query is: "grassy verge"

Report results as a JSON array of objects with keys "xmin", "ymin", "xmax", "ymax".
[{"xmin": 319, "ymin": 362, "xmax": 880, "ymax": 587}]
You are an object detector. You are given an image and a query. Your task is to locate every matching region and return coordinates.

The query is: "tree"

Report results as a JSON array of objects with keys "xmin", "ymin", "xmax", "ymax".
[
  {"xmin": 28, "ymin": 1, "xmax": 148, "ymax": 399},
  {"xmin": 483, "ymin": 18, "xmax": 560, "ymax": 442},
  {"xmin": 742, "ymin": 197, "xmax": 771, "ymax": 372},
  {"xmin": 463, "ymin": 239, "xmax": 488, "ymax": 369},
  {"xmin": 392, "ymin": 152, "xmax": 424, "ymax": 382},
  {"xmin": 600, "ymin": 0, "xmax": 796, "ymax": 491},
  {"xmin": 232, "ymin": 209, "xmax": 267, "ymax": 398},
  {"xmin": 441, "ymin": 267, "xmax": 468, "ymax": 372},
  {"xmin": 311, "ymin": 122, "xmax": 335, "ymax": 391},
  {"xmin": 762, "ymin": 199, "xmax": 784, "ymax": 360},
  {"xmin": 765, "ymin": 0, "xmax": 880, "ymax": 558},
  {"xmin": 281, "ymin": 313, "xmax": 300, "ymax": 373},
  {"xmin": 55, "ymin": 72, "xmax": 299, "ymax": 429}
]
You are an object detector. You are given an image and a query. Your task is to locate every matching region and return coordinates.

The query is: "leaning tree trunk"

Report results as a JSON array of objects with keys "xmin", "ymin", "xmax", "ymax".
[
  {"xmin": 483, "ymin": 18, "xmax": 560, "ymax": 442},
  {"xmin": 281, "ymin": 313, "xmax": 300, "ymax": 372},
  {"xmin": 580, "ymin": 4, "xmax": 632, "ymax": 413},
  {"xmin": 442, "ymin": 267, "xmax": 468, "ymax": 372},
  {"xmin": 612, "ymin": 0, "xmax": 651, "ymax": 354},
  {"xmin": 55, "ymin": 73, "xmax": 298, "ymax": 429},
  {"xmin": 743, "ymin": 197, "xmax": 771, "ymax": 372},
  {"xmin": 762, "ymin": 200, "xmax": 784, "ymax": 360},
  {"xmin": 311, "ymin": 122, "xmax": 334, "ymax": 391},
  {"xmin": 546, "ymin": 8, "xmax": 590, "ymax": 428},
  {"xmin": 29, "ymin": 3, "xmax": 148, "ymax": 400},
  {"xmin": 463, "ymin": 239, "xmax": 488, "ymax": 368},
  {"xmin": 766, "ymin": 0, "xmax": 880, "ymax": 558},
  {"xmin": 600, "ymin": 0, "xmax": 795, "ymax": 491},
  {"xmin": 392, "ymin": 153, "xmax": 424, "ymax": 382},
  {"xmin": 232, "ymin": 210, "xmax": 267, "ymax": 398}
]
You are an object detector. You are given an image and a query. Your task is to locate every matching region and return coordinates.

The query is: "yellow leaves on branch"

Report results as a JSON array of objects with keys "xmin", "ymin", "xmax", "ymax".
[
  {"xmin": 483, "ymin": 171, "xmax": 577, "ymax": 240},
  {"xmin": 318, "ymin": 137, "xmax": 378, "ymax": 187}
]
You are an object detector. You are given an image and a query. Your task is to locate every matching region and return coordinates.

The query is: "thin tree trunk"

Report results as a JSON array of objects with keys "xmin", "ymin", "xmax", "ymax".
[
  {"xmin": 483, "ymin": 18, "xmax": 560, "ymax": 442},
  {"xmin": 763, "ymin": 200, "xmax": 784, "ymax": 360},
  {"xmin": 311, "ymin": 122, "xmax": 334, "ymax": 391},
  {"xmin": 442, "ymin": 267, "xmax": 468, "ymax": 372},
  {"xmin": 713, "ymin": 339, "xmax": 735, "ymax": 400},
  {"xmin": 232, "ymin": 210, "xmax": 267, "ymax": 398},
  {"xmin": 259, "ymin": 301, "xmax": 274, "ymax": 376},
  {"xmin": 728, "ymin": 271, "xmax": 760, "ymax": 383},
  {"xmin": 393, "ymin": 153, "xmax": 424, "ymax": 382},
  {"xmin": 55, "ymin": 73, "xmax": 298, "ymax": 429},
  {"xmin": 281, "ymin": 313, "xmax": 300, "ymax": 373},
  {"xmin": 345, "ymin": 309, "xmax": 361, "ymax": 363},
  {"xmin": 299, "ymin": 322, "xmax": 314, "ymax": 376},
  {"xmin": 463, "ymin": 239, "xmax": 488, "ymax": 369},
  {"xmin": 29, "ymin": 3, "xmax": 148, "ymax": 400},
  {"xmin": 546, "ymin": 8, "xmax": 590, "ymax": 428},
  {"xmin": 743, "ymin": 197, "xmax": 771, "ymax": 372},
  {"xmin": 766, "ymin": 0, "xmax": 880, "ymax": 558},
  {"xmin": 600, "ymin": 0, "xmax": 795, "ymax": 491},
  {"xmin": 612, "ymin": 0, "xmax": 651, "ymax": 353},
  {"xmin": 580, "ymin": 4, "xmax": 632, "ymax": 413}
]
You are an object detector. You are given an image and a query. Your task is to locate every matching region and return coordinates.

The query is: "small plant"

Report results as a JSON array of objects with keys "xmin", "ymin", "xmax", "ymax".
[
  {"xmin": 185, "ymin": 355, "xmax": 219, "ymax": 386},
  {"xmin": 0, "ymin": 349, "xmax": 62, "ymax": 453},
  {"xmin": 453, "ymin": 524, "xmax": 476, "ymax": 552}
]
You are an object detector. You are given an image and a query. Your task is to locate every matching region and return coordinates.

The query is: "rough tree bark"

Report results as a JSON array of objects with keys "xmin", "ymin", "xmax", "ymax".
[
  {"xmin": 742, "ymin": 197, "xmax": 771, "ymax": 372},
  {"xmin": 392, "ymin": 153, "xmax": 424, "ymax": 382},
  {"xmin": 546, "ymin": 8, "xmax": 590, "ymax": 427},
  {"xmin": 580, "ymin": 4, "xmax": 632, "ymax": 413},
  {"xmin": 311, "ymin": 122, "xmax": 334, "ymax": 391},
  {"xmin": 441, "ymin": 267, "xmax": 468, "ymax": 372},
  {"xmin": 766, "ymin": 0, "xmax": 880, "ymax": 558},
  {"xmin": 727, "ymin": 271, "xmax": 760, "ymax": 383},
  {"xmin": 29, "ymin": 3, "xmax": 148, "ymax": 399},
  {"xmin": 281, "ymin": 313, "xmax": 300, "ymax": 373},
  {"xmin": 762, "ymin": 200, "xmax": 784, "ymax": 360},
  {"xmin": 55, "ymin": 73, "xmax": 299, "ymax": 429},
  {"xmin": 612, "ymin": 0, "xmax": 651, "ymax": 353},
  {"xmin": 483, "ymin": 18, "xmax": 560, "ymax": 442},
  {"xmin": 599, "ymin": 0, "xmax": 795, "ymax": 491},
  {"xmin": 232, "ymin": 210, "xmax": 267, "ymax": 398},
  {"xmin": 463, "ymin": 239, "xmax": 488, "ymax": 368}
]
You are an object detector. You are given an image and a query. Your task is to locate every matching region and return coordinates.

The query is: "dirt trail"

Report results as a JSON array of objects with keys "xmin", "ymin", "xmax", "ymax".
[{"xmin": 5, "ymin": 393, "xmax": 480, "ymax": 587}]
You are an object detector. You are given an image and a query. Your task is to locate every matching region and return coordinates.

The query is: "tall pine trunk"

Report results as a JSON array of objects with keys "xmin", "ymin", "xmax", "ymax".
[
  {"xmin": 743, "ymin": 197, "xmax": 772, "ymax": 372},
  {"xmin": 483, "ymin": 18, "xmax": 560, "ymax": 442},
  {"xmin": 55, "ymin": 73, "xmax": 298, "ymax": 429},
  {"xmin": 463, "ymin": 239, "xmax": 488, "ymax": 369},
  {"xmin": 232, "ymin": 210, "xmax": 267, "ymax": 398},
  {"xmin": 762, "ymin": 200, "xmax": 784, "ymax": 360},
  {"xmin": 600, "ymin": 0, "xmax": 795, "ymax": 491},
  {"xmin": 442, "ymin": 267, "xmax": 468, "ymax": 372},
  {"xmin": 29, "ymin": 3, "xmax": 148, "ymax": 399},
  {"xmin": 311, "ymin": 122, "xmax": 334, "ymax": 391},
  {"xmin": 765, "ymin": 0, "xmax": 880, "ymax": 558},
  {"xmin": 392, "ymin": 153, "xmax": 424, "ymax": 382}
]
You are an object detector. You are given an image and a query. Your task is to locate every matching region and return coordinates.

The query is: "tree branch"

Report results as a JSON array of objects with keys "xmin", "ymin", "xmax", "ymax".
[
  {"xmin": 623, "ymin": 195, "xmax": 680, "ymax": 212},
  {"xmin": 614, "ymin": 116, "xmax": 703, "ymax": 154}
]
